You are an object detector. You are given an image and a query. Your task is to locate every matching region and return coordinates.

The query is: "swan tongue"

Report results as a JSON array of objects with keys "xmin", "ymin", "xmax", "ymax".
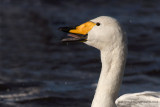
[{"xmin": 61, "ymin": 34, "xmax": 87, "ymax": 42}]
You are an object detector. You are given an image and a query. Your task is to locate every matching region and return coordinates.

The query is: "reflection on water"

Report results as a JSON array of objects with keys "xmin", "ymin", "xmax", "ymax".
[{"xmin": 0, "ymin": 0, "xmax": 160, "ymax": 106}]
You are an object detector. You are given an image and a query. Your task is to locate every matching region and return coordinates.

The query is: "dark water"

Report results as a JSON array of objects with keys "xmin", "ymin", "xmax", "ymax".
[{"xmin": 0, "ymin": 0, "xmax": 160, "ymax": 107}]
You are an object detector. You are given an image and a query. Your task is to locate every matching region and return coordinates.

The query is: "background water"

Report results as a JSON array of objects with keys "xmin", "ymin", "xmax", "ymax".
[{"xmin": 0, "ymin": 0, "xmax": 160, "ymax": 107}]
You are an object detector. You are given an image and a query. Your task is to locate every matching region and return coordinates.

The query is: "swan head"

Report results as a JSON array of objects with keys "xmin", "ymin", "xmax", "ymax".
[{"xmin": 59, "ymin": 16, "xmax": 124, "ymax": 50}]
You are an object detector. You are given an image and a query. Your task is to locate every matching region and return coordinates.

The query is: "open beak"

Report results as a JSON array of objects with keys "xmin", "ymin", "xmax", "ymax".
[{"xmin": 59, "ymin": 21, "xmax": 96, "ymax": 42}]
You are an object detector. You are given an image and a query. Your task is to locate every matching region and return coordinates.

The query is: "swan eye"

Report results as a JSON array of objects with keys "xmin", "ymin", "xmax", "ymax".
[{"xmin": 96, "ymin": 22, "xmax": 100, "ymax": 26}]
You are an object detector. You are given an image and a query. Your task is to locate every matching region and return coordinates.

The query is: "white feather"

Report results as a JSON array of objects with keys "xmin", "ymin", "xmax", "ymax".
[{"xmin": 116, "ymin": 91, "xmax": 160, "ymax": 107}]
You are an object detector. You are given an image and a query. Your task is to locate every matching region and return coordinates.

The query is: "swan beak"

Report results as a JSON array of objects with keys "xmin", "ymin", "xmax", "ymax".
[{"xmin": 59, "ymin": 21, "xmax": 96, "ymax": 42}]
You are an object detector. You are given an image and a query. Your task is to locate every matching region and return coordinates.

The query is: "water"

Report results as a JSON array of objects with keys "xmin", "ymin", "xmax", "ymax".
[{"xmin": 0, "ymin": 0, "xmax": 160, "ymax": 106}]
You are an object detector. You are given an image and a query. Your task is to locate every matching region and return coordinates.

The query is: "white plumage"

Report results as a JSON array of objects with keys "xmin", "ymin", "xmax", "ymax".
[
  {"xmin": 84, "ymin": 16, "xmax": 160, "ymax": 107},
  {"xmin": 116, "ymin": 91, "xmax": 160, "ymax": 107}
]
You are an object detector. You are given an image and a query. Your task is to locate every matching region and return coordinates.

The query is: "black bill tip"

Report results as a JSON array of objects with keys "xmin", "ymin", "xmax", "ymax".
[
  {"xmin": 58, "ymin": 27, "xmax": 69, "ymax": 32},
  {"xmin": 58, "ymin": 26, "xmax": 76, "ymax": 33},
  {"xmin": 58, "ymin": 26, "xmax": 87, "ymax": 43}
]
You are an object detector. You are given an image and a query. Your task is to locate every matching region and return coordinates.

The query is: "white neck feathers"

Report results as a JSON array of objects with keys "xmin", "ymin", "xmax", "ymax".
[{"xmin": 91, "ymin": 42, "xmax": 127, "ymax": 107}]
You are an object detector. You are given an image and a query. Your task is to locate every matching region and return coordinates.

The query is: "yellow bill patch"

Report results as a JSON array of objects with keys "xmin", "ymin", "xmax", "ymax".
[{"xmin": 69, "ymin": 21, "xmax": 96, "ymax": 35}]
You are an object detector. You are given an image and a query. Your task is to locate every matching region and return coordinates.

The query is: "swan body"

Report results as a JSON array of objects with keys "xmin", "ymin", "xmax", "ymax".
[
  {"xmin": 59, "ymin": 16, "xmax": 160, "ymax": 107},
  {"xmin": 116, "ymin": 91, "xmax": 160, "ymax": 107}
]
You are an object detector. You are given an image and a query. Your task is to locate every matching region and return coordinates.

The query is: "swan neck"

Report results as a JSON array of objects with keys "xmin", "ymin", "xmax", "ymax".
[{"xmin": 91, "ymin": 45, "xmax": 127, "ymax": 107}]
